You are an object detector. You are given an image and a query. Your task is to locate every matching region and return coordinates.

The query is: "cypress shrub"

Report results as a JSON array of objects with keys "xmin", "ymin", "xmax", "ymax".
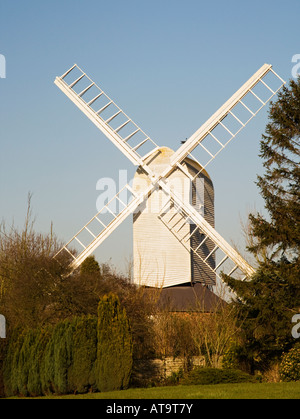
[
  {"xmin": 96, "ymin": 293, "xmax": 133, "ymax": 392},
  {"xmin": 40, "ymin": 326, "xmax": 56, "ymax": 395},
  {"xmin": 68, "ymin": 316, "xmax": 97, "ymax": 393},
  {"xmin": 0, "ymin": 339, "xmax": 7, "ymax": 397},
  {"xmin": 3, "ymin": 327, "xmax": 26, "ymax": 396},
  {"xmin": 80, "ymin": 255, "xmax": 100, "ymax": 275},
  {"xmin": 16, "ymin": 329, "xmax": 38, "ymax": 396},
  {"xmin": 41, "ymin": 320, "xmax": 73, "ymax": 395},
  {"xmin": 52, "ymin": 320, "xmax": 73, "ymax": 394},
  {"xmin": 27, "ymin": 328, "xmax": 51, "ymax": 396},
  {"xmin": 3, "ymin": 301, "xmax": 132, "ymax": 396}
]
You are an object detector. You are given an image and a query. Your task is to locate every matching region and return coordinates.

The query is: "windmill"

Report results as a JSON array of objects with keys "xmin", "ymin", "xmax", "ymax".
[{"xmin": 53, "ymin": 63, "xmax": 285, "ymax": 292}]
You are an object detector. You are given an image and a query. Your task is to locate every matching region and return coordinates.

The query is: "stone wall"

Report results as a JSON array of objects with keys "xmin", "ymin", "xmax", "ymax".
[{"xmin": 132, "ymin": 356, "xmax": 206, "ymax": 387}]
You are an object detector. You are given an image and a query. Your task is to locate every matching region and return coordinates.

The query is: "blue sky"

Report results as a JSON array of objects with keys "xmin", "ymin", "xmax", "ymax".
[{"xmin": 0, "ymin": 0, "xmax": 299, "ymax": 273}]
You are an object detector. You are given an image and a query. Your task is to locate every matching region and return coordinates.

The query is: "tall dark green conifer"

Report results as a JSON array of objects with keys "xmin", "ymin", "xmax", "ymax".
[
  {"xmin": 80, "ymin": 255, "xmax": 100, "ymax": 276},
  {"xmin": 249, "ymin": 78, "xmax": 300, "ymax": 260},
  {"xmin": 68, "ymin": 316, "xmax": 98, "ymax": 393},
  {"xmin": 96, "ymin": 293, "xmax": 133, "ymax": 392},
  {"xmin": 224, "ymin": 78, "xmax": 300, "ymax": 371}
]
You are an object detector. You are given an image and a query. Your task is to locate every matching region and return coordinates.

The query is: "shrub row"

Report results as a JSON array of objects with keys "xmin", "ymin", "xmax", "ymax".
[
  {"xmin": 181, "ymin": 367, "xmax": 256, "ymax": 385},
  {"xmin": 2, "ymin": 293, "xmax": 133, "ymax": 397}
]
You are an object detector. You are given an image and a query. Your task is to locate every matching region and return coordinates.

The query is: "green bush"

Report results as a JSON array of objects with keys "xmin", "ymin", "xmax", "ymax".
[
  {"xmin": 80, "ymin": 255, "xmax": 100, "ymax": 275},
  {"xmin": 222, "ymin": 345, "xmax": 241, "ymax": 370},
  {"xmin": 3, "ymin": 327, "xmax": 25, "ymax": 396},
  {"xmin": 3, "ymin": 327, "xmax": 49, "ymax": 397},
  {"xmin": 27, "ymin": 328, "xmax": 51, "ymax": 396},
  {"xmin": 40, "ymin": 326, "xmax": 56, "ymax": 395},
  {"xmin": 16, "ymin": 329, "xmax": 38, "ymax": 396},
  {"xmin": 0, "ymin": 340, "xmax": 7, "ymax": 397},
  {"xmin": 280, "ymin": 343, "xmax": 300, "ymax": 382},
  {"xmin": 182, "ymin": 367, "xmax": 256, "ymax": 385},
  {"xmin": 41, "ymin": 320, "xmax": 73, "ymax": 394},
  {"xmin": 96, "ymin": 293, "xmax": 133, "ymax": 392},
  {"xmin": 39, "ymin": 317, "xmax": 98, "ymax": 395},
  {"xmin": 68, "ymin": 316, "xmax": 98, "ymax": 393},
  {"xmin": 3, "ymin": 298, "xmax": 133, "ymax": 397}
]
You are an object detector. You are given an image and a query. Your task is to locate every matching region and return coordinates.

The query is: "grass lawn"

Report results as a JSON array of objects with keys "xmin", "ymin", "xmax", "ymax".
[{"xmin": 8, "ymin": 381, "xmax": 300, "ymax": 399}]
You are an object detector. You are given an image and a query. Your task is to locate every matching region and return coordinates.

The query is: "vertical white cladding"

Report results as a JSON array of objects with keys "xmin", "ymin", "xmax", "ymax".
[
  {"xmin": 133, "ymin": 147, "xmax": 191, "ymax": 288},
  {"xmin": 132, "ymin": 147, "xmax": 215, "ymax": 288}
]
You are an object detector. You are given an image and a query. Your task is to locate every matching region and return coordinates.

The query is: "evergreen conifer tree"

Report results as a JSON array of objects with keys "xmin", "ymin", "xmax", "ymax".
[
  {"xmin": 224, "ymin": 78, "xmax": 300, "ymax": 371},
  {"xmin": 16, "ymin": 329, "xmax": 37, "ymax": 396},
  {"xmin": 41, "ymin": 320, "xmax": 73, "ymax": 394},
  {"xmin": 3, "ymin": 327, "xmax": 25, "ymax": 396},
  {"xmin": 27, "ymin": 328, "xmax": 51, "ymax": 397},
  {"xmin": 248, "ymin": 78, "xmax": 300, "ymax": 260},
  {"xmin": 96, "ymin": 293, "xmax": 133, "ymax": 392},
  {"xmin": 80, "ymin": 255, "xmax": 101, "ymax": 276},
  {"xmin": 68, "ymin": 316, "xmax": 98, "ymax": 393}
]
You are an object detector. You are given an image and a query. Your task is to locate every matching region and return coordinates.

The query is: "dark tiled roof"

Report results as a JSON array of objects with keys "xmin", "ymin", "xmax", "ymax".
[{"xmin": 144, "ymin": 283, "xmax": 226, "ymax": 312}]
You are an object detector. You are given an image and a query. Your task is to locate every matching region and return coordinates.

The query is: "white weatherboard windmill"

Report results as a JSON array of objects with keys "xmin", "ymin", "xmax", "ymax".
[{"xmin": 53, "ymin": 63, "xmax": 285, "ymax": 292}]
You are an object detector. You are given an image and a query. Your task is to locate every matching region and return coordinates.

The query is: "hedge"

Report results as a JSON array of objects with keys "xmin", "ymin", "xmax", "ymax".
[
  {"xmin": 2, "ymin": 294, "xmax": 133, "ymax": 397},
  {"xmin": 181, "ymin": 367, "xmax": 256, "ymax": 385}
]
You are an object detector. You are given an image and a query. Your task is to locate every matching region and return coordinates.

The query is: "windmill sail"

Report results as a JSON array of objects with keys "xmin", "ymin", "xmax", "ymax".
[
  {"xmin": 157, "ymin": 183, "xmax": 255, "ymax": 282},
  {"xmin": 55, "ymin": 64, "xmax": 159, "ymax": 169},
  {"xmin": 150, "ymin": 64, "xmax": 285, "ymax": 282},
  {"xmin": 161, "ymin": 64, "xmax": 285, "ymax": 180},
  {"xmin": 158, "ymin": 199, "xmax": 253, "ymax": 284},
  {"xmin": 54, "ymin": 183, "xmax": 154, "ymax": 273}
]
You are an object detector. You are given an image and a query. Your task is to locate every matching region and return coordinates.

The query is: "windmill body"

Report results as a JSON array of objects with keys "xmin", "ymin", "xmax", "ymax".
[
  {"xmin": 53, "ymin": 63, "xmax": 285, "ymax": 291},
  {"xmin": 133, "ymin": 146, "xmax": 215, "ymax": 288}
]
